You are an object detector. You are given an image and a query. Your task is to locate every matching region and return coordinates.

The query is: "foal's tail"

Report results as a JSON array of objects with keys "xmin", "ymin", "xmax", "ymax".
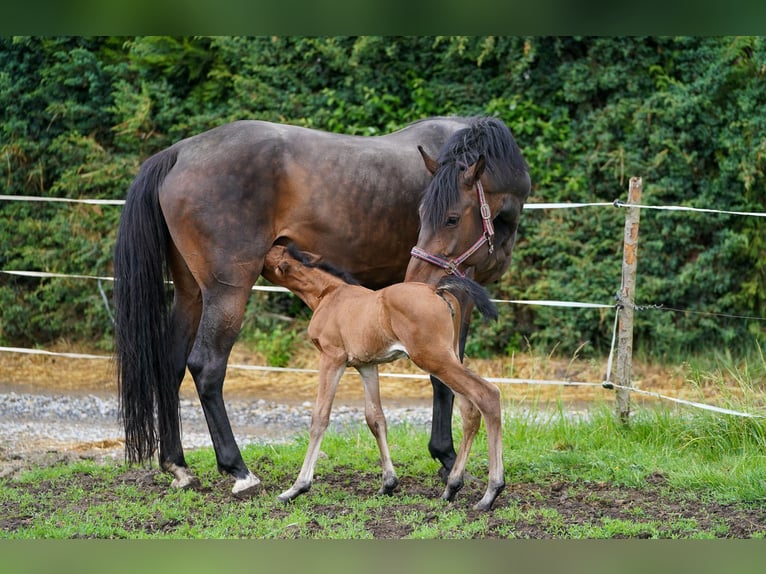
[
  {"xmin": 113, "ymin": 147, "xmax": 179, "ymax": 465},
  {"xmin": 436, "ymin": 275, "xmax": 498, "ymax": 322}
]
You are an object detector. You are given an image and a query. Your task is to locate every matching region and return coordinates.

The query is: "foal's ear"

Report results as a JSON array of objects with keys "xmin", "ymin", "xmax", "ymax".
[
  {"xmin": 299, "ymin": 249, "xmax": 323, "ymax": 266},
  {"xmin": 462, "ymin": 155, "xmax": 486, "ymax": 187},
  {"xmin": 418, "ymin": 145, "xmax": 439, "ymax": 175}
]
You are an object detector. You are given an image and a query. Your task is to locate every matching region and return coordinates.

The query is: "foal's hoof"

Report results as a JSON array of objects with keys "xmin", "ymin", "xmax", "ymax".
[
  {"xmin": 378, "ymin": 475, "xmax": 399, "ymax": 495},
  {"xmin": 438, "ymin": 466, "xmax": 475, "ymax": 485},
  {"xmin": 473, "ymin": 481, "xmax": 505, "ymax": 511},
  {"xmin": 473, "ymin": 497, "xmax": 496, "ymax": 512},
  {"xmin": 278, "ymin": 481, "xmax": 311, "ymax": 503},
  {"xmin": 440, "ymin": 480, "xmax": 464, "ymax": 503},
  {"xmin": 232, "ymin": 472, "xmax": 262, "ymax": 498}
]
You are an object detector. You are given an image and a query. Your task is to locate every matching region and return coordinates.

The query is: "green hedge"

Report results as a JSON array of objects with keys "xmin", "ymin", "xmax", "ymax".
[{"xmin": 1, "ymin": 36, "xmax": 764, "ymax": 358}]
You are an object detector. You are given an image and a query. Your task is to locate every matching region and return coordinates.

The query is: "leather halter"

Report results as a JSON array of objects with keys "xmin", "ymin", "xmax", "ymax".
[{"xmin": 410, "ymin": 180, "xmax": 495, "ymax": 278}]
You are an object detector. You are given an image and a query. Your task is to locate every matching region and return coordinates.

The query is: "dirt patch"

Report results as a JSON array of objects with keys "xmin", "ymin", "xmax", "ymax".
[{"xmin": 2, "ymin": 449, "xmax": 764, "ymax": 538}]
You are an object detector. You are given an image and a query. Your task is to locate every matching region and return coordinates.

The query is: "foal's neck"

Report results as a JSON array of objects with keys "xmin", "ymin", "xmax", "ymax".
[{"xmin": 289, "ymin": 267, "xmax": 347, "ymax": 311}]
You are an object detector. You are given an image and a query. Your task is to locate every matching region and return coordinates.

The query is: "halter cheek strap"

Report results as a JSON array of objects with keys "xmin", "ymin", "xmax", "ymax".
[{"xmin": 410, "ymin": 180, "xmax": 495, "ymax": 277}]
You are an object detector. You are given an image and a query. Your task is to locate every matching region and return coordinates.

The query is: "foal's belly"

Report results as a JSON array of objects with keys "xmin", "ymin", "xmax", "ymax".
[{"xmin": 346, "ymin": 342, "xmax": 409, "ymax": 367}]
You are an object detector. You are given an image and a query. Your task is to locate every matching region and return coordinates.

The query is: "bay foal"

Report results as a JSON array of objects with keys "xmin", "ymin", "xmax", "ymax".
[{"xmin": 262, "ymin": 244, "xmax": 505, "ymax": 511}]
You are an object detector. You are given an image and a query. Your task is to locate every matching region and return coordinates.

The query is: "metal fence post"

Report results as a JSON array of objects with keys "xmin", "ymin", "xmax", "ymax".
[{"xmin": 615, "ymin": 177, "xmax": 642, "ymax": 423}]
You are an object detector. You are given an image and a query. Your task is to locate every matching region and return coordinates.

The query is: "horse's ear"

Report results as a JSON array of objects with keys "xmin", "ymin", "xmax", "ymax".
[
  {"xmin": 418, "ymin": 145, "xmax": 439, "ymax": 175},
  {"xmin": 462, "ymin": 155, "xmax": 486, "ymax": 187}
]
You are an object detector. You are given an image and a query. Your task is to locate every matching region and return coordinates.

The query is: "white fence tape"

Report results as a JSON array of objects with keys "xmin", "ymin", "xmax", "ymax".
[
  {"xmin": 616, "ymin": 201, "xmax": 766, "ymax": 218},
  {"xmin": 1, "ymin": 345, "xmax": 761, "ymax": 419},
  {"xmin": 3, "ymin": 193, "xmax": 766, "ymax": 218},
  {"xmin": 2, "ymin": 270, "xmax": 613, "ymax": 306},
  {"xmin": 0, "ymin": 194, "xmax": 125, "ymax": 205}
]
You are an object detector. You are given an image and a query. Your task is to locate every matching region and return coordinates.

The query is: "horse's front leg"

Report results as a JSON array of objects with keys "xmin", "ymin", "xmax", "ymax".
[
  {"xmin": 358, "ymin": 365, "xmax": 398, "ymax": 495},
  {"xmin": 429, "ymin": 376, "xmax": 456, "ymax": 481},
  {"xmin": 279, "ymin": 353, "xmax": 346, "ymax": 502}
]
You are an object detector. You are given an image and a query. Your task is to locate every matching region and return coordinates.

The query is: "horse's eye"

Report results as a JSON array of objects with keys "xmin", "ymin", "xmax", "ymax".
[{"xmin": 445, "ymin": 215, "xmax": 460, "ymax": 228}]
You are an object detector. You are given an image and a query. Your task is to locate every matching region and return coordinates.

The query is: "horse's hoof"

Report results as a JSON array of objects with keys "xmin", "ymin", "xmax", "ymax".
[
  {"xmin": 170, "ymin": 475, "xmax": 201, "ymax": 490},
  {"xmin": 438, "ymin": 466, "xmax": 451, "ymax": 485},
  {"xmin": 165, "ymin": 463, "xmax": 201, "ymax": 490},
  {"xmin": 232, "ymin": 472, "xmax": 262, "ymax": 498}
]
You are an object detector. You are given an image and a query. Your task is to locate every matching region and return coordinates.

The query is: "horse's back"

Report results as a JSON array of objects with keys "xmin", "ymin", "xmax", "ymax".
[
  {"xmin": 167, "ymin": 117, "xmax": 470, "ymax": 165},
  {"xmin": 153, "ymin": 116, "xmax": 477, "ymax": 288}
]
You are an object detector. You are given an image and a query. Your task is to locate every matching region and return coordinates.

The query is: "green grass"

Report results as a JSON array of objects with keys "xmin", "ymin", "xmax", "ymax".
[{"xmin": 2, "ymin": 400, "xmax": 765, "ymax": 539}]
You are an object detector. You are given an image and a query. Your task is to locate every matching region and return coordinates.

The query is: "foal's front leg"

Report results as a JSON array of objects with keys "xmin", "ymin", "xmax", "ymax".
[
  {"xmin": 278, "ymin": 353, "xmax": 346, "ymax": 502},
  {"xmin": 357, "ymin": 365, "xmax": 398, "ymax": 495}
]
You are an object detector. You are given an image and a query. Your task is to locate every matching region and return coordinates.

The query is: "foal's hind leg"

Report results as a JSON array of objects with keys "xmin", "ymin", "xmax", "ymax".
[
  {"xmin": 358, "ymin": 365, "xmax": 398, "ymax": 495},
  {"xmin": 449, "ymin": 369, "xmax": 505, "ymax": 511},
  {"xmin": 441, "ymin": 392, "xmax": 481, "ymax": 503},
  {"xmin": 420, "ymin": 359, "xmax": 505, "ymax": 511},
  {"xmin": 428, "ymin": 305, "xmax": 472, "ymax": 482},
  {"xmin": 279, "ymin": 353, "xmax": 346, "ymax": 502}
]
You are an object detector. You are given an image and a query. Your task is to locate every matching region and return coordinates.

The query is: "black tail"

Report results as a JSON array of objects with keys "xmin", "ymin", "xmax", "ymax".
[
  {"xmin": 113, "ymin": 147, "xmax": 179, "ymax": 464},
  {"xmin": 436, "ymin": 275, "xmax": 498, "ymax": 322}
]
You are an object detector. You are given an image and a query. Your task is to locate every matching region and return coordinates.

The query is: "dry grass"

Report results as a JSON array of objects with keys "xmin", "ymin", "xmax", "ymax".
[{"xmin": 0, "ymin": 338, "xmax": 713, "ymax": 409}]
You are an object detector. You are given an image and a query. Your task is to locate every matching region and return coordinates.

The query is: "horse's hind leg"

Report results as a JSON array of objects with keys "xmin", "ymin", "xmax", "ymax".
[
  {"xmin": 160, "ymin": 248, "xmax": 203, "ymax": 490},
  {"xmin": 279, "ymin": 353, "xmax": 346, "ymax": 502},
  {"xmin": 187, "ymin": 284, "xmax": 260, "ymax": 496},
  {"xmin": 358, "ymin": 365, "xmax": 398, "ymax": 495}
]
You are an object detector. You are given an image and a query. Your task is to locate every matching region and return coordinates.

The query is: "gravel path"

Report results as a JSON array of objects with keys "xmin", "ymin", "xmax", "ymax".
[{"xmin": 0, "ymin": 390, "xmax": 434, "ymax": 459}]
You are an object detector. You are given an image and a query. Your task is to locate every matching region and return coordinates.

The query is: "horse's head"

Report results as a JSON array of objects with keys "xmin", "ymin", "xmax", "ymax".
[{"xmin": 405, "ymin": 117, "xmax": 531, "ymax": 285}]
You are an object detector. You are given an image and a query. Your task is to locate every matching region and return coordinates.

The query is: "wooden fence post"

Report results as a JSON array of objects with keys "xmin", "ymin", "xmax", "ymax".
[{"xmin": 615, "ymin": 177, "xmax": 642, "ymax": 423}]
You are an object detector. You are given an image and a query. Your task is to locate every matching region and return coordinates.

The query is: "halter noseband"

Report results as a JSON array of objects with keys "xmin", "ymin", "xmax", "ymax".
[{"xmin": 410, "ymin": 180, "xmax": 495, "ymax": 278}]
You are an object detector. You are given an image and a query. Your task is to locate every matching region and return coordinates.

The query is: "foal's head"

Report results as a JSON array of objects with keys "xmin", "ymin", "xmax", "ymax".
[{"xmin": 262, "ymin": 244, "xmax": 359, "ymax": 310}]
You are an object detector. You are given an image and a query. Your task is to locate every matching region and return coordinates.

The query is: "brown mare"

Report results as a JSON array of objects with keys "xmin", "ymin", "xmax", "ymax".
[
  {"xmin": 113, "ymin": 116, "xmax": 530, "ymax": 496},
  {"xmin": 262, "ymin": 244, "xmax": 504, "ymax": 511}
]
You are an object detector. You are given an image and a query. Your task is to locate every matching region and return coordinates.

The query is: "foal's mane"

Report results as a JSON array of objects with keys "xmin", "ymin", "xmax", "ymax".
[
  {"xmin": 420, "ymin": 116, "xmax": 528, "ymax": 230},
  {"xmin": 286, "ymin": 244, "xmax": 361, "ymax": 286}
]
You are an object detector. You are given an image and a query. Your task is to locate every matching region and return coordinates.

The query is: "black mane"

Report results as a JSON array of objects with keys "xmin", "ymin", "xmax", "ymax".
[
  {"xmin": 420, "ymin": 116, "xmax": 528, "ymax": 230},
  {"xmin": 287, "ymin": 244, "xmax": 361, "ymax": 286}
]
